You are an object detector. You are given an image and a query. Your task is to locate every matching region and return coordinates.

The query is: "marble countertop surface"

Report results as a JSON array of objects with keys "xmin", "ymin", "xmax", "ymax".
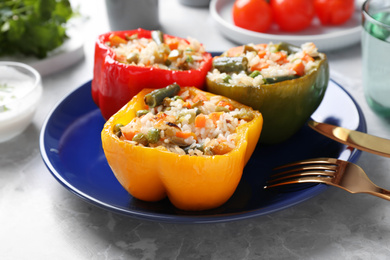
[{"xmin": 2, "ymin": 1, "xmax": 390, "ymax": 259}]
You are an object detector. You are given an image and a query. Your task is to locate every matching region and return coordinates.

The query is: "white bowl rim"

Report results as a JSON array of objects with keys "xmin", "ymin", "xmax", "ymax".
[{"xmin": 0, "ymin": 61, "xmax": 42, "ymax": 92}]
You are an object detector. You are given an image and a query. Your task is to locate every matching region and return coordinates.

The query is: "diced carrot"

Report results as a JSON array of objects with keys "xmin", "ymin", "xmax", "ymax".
[
  {"xmin": 273, "ymin": 52, "xmax": 288, "ymax": 65},
  {"xmin": 292, "ymin": 61, "xmax": 305, "ymax": 76},
  {"xmin": 183, "ymin": 102, "xmax": 192, "ymax": 109},
  {"xmin": 192, "ymin": 93, "xmax": 208, "ymax": 103},
  {"xmin": 211, "ymin": 142, "xmax": 234, "ymax": 155},
  {"xmin": 251, "ymin": 61, "xmax": 269, "ymax": 71},
  {"xmin": 226, "ymin": 46, "xmax": 244, "ymax": 57},
  {"xmin": 122, "ymin": 129, "xmax": 137, "ymax": 141},
  {"xmin": 217, "ymin": 100, "xmax": 233, "ymax": 111},
  {"xmin": 254, "ymin": 43, "xmax": 267, "ymax": 50},
  {"xmin": 166, "ymin": 38, "xmax": 179, "ymax": 50},
  {"xmin": 302, "ymin": 53, "xmax": 315, "ymax": 63},
  {"xmin": 257, "ymin": 50, "xmax": 267, "ymax": 59},
  {"xmin": 115, "ymin": 55, "xmax": 127, "ymax": 63},
  {"xmin": 195, "ymin": 114, "xmax": 206, "ymax": 128},
  {"xmin": 209, "ymin": 112, "xmax": 223, "ymax": 125},
  {"xmin": 176, "ymin": 131, "xmax": 197, "ymax": 140},
  {"xmin": 109, "ymin": 34, "xmax": 127, "ymax": 47}
]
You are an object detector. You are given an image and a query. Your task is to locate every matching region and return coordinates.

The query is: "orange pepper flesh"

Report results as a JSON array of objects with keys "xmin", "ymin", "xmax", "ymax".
[{"xmin": 101, "ymin": 87, "xmax": 263, "ymax": 211}]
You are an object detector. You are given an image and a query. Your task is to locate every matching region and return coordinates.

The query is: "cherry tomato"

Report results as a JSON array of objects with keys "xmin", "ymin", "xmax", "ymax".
[
  {"xmin": 314, "ymin": 0, "xmax": 355, "ymax": 25},
  {"xmin": 232, "ymin": 0, "xmax": 272, "ymax": 33},
  {"xmin": 270, "ymin": 0, "xmax": 315, "ymax": 32}
]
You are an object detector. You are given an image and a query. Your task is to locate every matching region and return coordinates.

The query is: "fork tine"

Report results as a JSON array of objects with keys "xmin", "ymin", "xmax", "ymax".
[
  {"xmin": 267, "ymin": 169, "xmax": 335, "ymax": 185},
  {"xmin": 265, "ymin": 157, "xmax": 340, "ymax": 190},
  {"xmin": 271, "ymin": 164, "xmax": 337, "ymax": 178},
  {"xmin": 273, "ymin": 157, "xmax": 339, "ymax": 171},
  {"xmin": 265, "ymin": 158, "xmax": 390, "ymax": 201},
  {"xmin": 265, "ymin": 176, "xmax": 332, "ymax": 189}
]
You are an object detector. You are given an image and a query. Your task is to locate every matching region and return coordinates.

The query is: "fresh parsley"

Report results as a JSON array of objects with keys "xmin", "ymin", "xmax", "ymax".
[
  {"xmin": 0, "ymin": 83, "xmax": 14, "ymax": 92},
  {"xmin": 0, "ymin": 0, "xmax": 75, "ymax": 59}
]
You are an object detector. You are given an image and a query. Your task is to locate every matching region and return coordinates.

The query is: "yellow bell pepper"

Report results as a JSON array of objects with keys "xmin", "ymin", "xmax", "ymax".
[{"xmin": 101, "ymin": 86, "xmax": 263, "ymax": 211}]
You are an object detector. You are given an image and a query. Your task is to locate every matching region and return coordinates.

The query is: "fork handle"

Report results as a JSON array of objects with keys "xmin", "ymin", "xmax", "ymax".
[{"xmin": 369, "ymin": 187, "xmax": 390, "ymax": 201}]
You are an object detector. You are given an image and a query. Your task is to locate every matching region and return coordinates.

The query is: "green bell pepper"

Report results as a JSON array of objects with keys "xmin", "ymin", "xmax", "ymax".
[{"xmin": 206, "ymin": 42, "xmax": 329, "ymax": 144}]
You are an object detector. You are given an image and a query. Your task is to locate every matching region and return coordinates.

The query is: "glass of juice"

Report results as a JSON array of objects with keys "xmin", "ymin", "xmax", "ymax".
[{"xmin": 362, "ymin": 0, "xmax": 390, "ymax": 117}]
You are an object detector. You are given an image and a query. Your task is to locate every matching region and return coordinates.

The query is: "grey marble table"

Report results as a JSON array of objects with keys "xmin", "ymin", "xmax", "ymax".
[{"xmin": 1, "ymin": 1, "xmax": 390, "ymax": 259}]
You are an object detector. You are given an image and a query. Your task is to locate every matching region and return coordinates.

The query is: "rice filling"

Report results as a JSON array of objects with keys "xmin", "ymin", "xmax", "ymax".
[
  {"xmin": 207, "ymin": 42, "xmax": 323, "ymax": 88},
  {"xmin": 117, "ymin": 86, "xmax": 255, "ymax": 156}
]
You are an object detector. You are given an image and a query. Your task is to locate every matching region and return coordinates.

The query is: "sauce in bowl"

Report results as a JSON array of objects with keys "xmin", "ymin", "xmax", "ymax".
[{"xmin": 0, "ymin": 62, "xmax": 42, "ymax": 142}]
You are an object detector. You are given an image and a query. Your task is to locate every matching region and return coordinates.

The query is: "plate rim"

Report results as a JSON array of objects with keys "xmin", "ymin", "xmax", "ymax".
[{"xmin": 39, "ymin": 79, "xmax": 365, "ymax": 223}]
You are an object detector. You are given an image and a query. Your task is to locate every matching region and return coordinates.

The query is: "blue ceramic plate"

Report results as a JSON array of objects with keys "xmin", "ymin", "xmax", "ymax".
[{"xmin": 39, "ymin": 79, "xmax": 365, "ymax": 223}]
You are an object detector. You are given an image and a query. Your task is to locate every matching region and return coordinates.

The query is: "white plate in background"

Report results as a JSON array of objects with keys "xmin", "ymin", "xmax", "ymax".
[
  {"xmin": 210, "ymin": 0, "xmax": 362, "ymax": 52},
  {"xmin": 0, "ymin": 27, "xmax": 85, "ymax": 77}
]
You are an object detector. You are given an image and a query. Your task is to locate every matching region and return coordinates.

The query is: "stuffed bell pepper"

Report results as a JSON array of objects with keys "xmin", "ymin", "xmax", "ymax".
[
  {"xmin": 92, "ymin": 28, "xmax": 213, "ymax": 120},
  {"xmin": 206, "ymin": 42, "xmax": 329, "ymax": 144},
  {"xmin": 101, "ymin": 84, "xmax": 263, "ymax": 211}
]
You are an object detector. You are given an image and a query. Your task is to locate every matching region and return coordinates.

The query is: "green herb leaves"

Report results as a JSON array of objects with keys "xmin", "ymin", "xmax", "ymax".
[{"xmin": 0, "ymin": 0, "xmax": 74, "ymax": 59}]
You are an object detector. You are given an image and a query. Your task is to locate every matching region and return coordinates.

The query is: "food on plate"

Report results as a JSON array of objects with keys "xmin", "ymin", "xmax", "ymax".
[
  {"xmin": 269, "ymin": 0, "xmax": 314, "ymax": 32},
  {"xmin": 0, "ymin": 0, "xmax": 75, "ymax": 58},
  {"xmin": 232, "ymin": 0, "xmax": 355, "ymax": 33},
  {"xmin": 92, "ymin": 28, "xmax": 213, "ymax": 120},
  {"xmin": 101, "ymin": 84, "xmax": 263, "ymax": 211},
  {"xmin": 206, "ymin": 42, "xmax": 329, "ymax": 144},
  {"xmin": 232, "ymin": 0, "xmax": 272, "ymax": 33},
  {"xmin": 314, "ymin": 0, "xmax": 355, "ymax": 26}
]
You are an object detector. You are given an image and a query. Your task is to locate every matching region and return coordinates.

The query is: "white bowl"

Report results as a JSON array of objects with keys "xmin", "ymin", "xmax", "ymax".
[
  {"xmin": 179, "ymin": 0, "xmax": 210, "ymax": 7},
  {"xmin": 0, "ymin": 61, "xmax": 42, "ymax": 142}
]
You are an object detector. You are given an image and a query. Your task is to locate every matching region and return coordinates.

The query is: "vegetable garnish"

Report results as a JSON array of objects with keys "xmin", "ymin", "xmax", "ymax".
[
  {"xmin": 0, "ymin": 83, "xmax": 14, "ymax": 113},
  {"xmin": 0, "ymin": 83, "xmax": 14, "ymax": 93},
  {"xmin": 0, "ymin": 0, "xmax": 76, "ymax": 58}
]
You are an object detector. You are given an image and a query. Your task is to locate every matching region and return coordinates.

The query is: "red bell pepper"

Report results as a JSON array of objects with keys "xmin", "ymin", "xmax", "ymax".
[{"xmin": 91, "ymin": 28, "xmax": 213, "ymax": 120}]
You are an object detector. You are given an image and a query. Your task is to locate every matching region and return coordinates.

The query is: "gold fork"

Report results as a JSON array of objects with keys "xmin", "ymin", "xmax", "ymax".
[{"xmin": 265, "ymin": 157, "xmax": 390, "ymax": 201}]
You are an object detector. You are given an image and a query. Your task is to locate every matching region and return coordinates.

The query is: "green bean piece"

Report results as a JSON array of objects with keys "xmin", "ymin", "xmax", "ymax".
[
  {"xmin": 275, "ymin": 42, "xmax": 301, "ymax": 55},
  {"xmin": 151, "ymin": 30, "xmax": 164, "ymax": 45},
  {"xmin": 249, "ymin": 70, "xmax": 261, "ymax": 78},
  {"xmin": 132, "ymin": 133, "xmax": 149, "ymax": 146},
  {"xmin": 233, "ymin": 111, "xmax": 254, "ymax": 121},
  {"xmin": 213, "ymin": 56, "xmax": 248, "ymax": 73},
  {"xmin": 186, "ymin": 55, "xmax": 194, "ymax": 63},
  {"xmin": 243, "ymin": 45, "xmax": 256, "ymax": 53},
  {"xmin": 136, "ymin": 110, "xmax": 149, "ymax": 117},
  {"xmin": 126, "ymin": 53, "xmax": 139, "ymax": 64},
  {"xmin": 177, "ymin": 110, "xmax": 196, "ymax": 124},
  {"xmin": 263, "ymin": 75, "xmax": 299, "ymax": 84},
  {"xmin": 144, "ymin": 84, "xmax": 181, "ymax": 108},
  {"xmin": 172, "ymin": 95, "xmax": 183, "ymax": 101},
  {"xmin": 113, "ymin": 123, "xmax": 124, "ymax": 138},
  {"xmin": 223, "ymin": 75, "xmax": 232, "ymax": 83},
  {"xmin": 194, "ymin": 107, "xmax": 201, "ymax": 115},
  {"xmin": 215, "ymin": 106, "xmax": 230, "ymax": 112},
  {"xmin": 191, "ymin": 100, "xmax": 203, "ymax": 108},
  {"xmin": 147, "ymin": 128, "xmax": 160, "ymax": 143},
  {"xmin": 183, "ymin": 143, "xmax": 204, "ymax": 154}
]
